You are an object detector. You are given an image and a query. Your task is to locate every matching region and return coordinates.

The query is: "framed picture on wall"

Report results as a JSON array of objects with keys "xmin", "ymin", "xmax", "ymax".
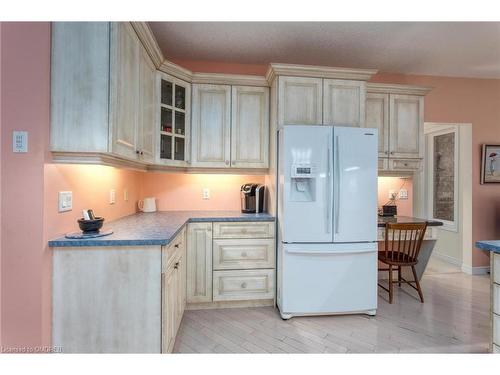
[{"xmin": 481, "ymin": 144, "xmax": 500, "ymax": 184}]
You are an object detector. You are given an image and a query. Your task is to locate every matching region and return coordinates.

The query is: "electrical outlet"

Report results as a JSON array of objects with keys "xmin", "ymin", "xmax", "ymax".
[
  {"xmin": 12, "ymin": 131, "xmax": 28, "ymax": 153},
  {"xmin": 109, "ymin": 189, "xmax": 116, "ymax": 204},
  {"xmin": 202, "ymin": 187, "xmax": 210, "ymax": 200},
  {"xmin": 58, "ymin": 191, "xmax": 73, "ymax": 212},
  {"xmin": 124, "ymin": 189, "xmax": 129, "ymax": 202},
  {"xmin": 399, "ymin": 189, "xmax": 408, "ymax": 200}
]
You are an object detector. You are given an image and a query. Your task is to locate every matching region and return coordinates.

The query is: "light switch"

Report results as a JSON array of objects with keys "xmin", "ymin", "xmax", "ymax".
[
  {"xmin": 13, "ymin": 131, "xmax": 28, "ymax": 153},
  {"xmin": 202, "ymin": 188, "xmax": 210, "ymax": 200},
  {"xmin": 109, "ymin": 189, "xmax": 116, "ymax": 204},
  {"xmin": 58, "ymin": 191, "xmax": 73, "ymax": 212},
  {"xmin": 388, "ymin": 190, "xmax": 397, "ymax": 200}
]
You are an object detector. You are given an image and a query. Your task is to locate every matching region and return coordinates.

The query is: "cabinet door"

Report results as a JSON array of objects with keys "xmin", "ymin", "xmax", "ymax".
[
  {"xmin": 186, "ymin": 223, "xmax": 213, "ymax": 303},
  {"xmin": 389, "ymin": 94, "xmax": 424, "ymax": 159},
  {"xmin": 175, "ymin": 253, "xmax": 185, "ymax": 331},
  {"xmin": 138, "ymin": 48, "xmax": 156, "ymax": 163},
  {"xmin": 110, "ymin": 23, "xmax": 140, "ymax": 159},
  {"xmin": 191, "ymin": 84, "xmax": 231, "ymax": 167},
  {"xmin": 161, "ymin": 267, "xmax": 177, "ymax": 353},
  {"xmin": 158, "ymin": 73, "xmax": 191, "ymax": 166},
  {"xmin": 231, "ymin": 86, "xmax": 269, "ymax": 168},
  {"xmin": 365, "ymin": 92, "xmax": 389, "ymax": 157},
  {"xmin": 278, "ymin": 76, "xmax": 322, "ymax": 126},
  {"xmin": 323, "ymin": 79, "xmax": 366, "ymax": 127}
]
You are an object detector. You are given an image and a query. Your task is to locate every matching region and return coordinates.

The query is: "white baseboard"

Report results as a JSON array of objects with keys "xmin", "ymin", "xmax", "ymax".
[
  {"xmin": 461, "ymin": 264, "xmax": 490, "ymax": 275},
  {"xmin": 432, "ymin": 251, "xmax": 462, "ymax": 266}
]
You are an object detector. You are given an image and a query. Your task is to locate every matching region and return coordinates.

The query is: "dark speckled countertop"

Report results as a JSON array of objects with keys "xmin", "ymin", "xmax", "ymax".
[
  {"xmin": 49, "ymin": 211, "xmax": 275, "ymax": 248},
  {"xmin": 377, "ymin": 216, "xmax": 444, "ymax": 227}
]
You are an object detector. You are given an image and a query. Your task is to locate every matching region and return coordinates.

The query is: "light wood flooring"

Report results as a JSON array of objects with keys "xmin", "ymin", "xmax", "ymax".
[{"xmin": 173, "ymin": 265, "xmax": 490, "ymax": 353}]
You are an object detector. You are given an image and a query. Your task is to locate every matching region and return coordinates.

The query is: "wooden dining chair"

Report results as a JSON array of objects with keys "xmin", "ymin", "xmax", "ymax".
[{"xmin": 378, "ymin": 222, "xmax": 428, "ymax": 304}]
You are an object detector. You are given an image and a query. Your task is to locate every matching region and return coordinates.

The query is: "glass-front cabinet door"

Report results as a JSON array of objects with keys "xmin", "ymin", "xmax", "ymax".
[{"xmin": 157, "ymin": 72, "xmax": 191, "ymax": 166}]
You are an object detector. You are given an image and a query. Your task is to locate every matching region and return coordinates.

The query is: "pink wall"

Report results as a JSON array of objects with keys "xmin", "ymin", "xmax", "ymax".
[
  {"xmin": 44, "ymin": 165, "xmax": 143, "ymax": 240},
  {"xmin": 377, "ymin": 177, "xmax": 413, "ymax": 217},
  {"xmin": 142, "ymin": 173, "xmax": 265, "ymax": 211},
  {"xmin": 1, "ymin": 22, "xmax": 51, "ymax": 348}
]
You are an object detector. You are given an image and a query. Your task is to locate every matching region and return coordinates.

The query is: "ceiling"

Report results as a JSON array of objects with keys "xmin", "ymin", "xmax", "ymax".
[{"xmin": 148, "ymin": 22, "xmax": 500, "ymax": 79}]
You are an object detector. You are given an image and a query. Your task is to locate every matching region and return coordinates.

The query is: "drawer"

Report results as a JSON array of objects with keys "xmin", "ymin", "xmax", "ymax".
[
  {"xmin": 213, "ymin": 238, "xmax": 275, "ymax": 270},
  {"xmin": 494, "ymin": 344, "xmax": 500, "ymax": 353},
  {"xmin": 390, "ymin": 158, "xmax": 422, "ymax": 171},
  {"xmin": 494, "ymin": 253, "xmax": 500, "ymax": 285},
  {"xmin": 378, "ymin": 158, "xmax": 388, "ymax": 171},
  {"xmin": 494, "ymin": 313, "xmax": 500, "ymax": 346},
  {"xmin": 213, "ymin": 269, "xmax": 275, "ymax": 301},
  {"xmin": 213, "ymin": 221, "xmax": 275, "ymax": 239},
  {"xmin": 162, "ymin": 228, "xmax": 185, "ymax": 272},
  {"xmin": 494, "ymin": 284, "xmax": 500, "ymax": 315}
]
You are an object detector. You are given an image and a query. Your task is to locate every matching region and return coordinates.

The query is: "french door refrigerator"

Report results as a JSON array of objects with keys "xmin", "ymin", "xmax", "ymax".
[{"xmin": 276, "ymin": 125, "xmax": 378, "ymax": 319}]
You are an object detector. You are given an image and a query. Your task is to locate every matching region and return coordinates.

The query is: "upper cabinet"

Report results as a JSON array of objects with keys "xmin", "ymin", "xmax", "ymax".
[
  {"xmin": 157, "ymin": 72, "xmax": 191, "ymax": 166},
  {"xmin": 278, "ymin": 76, "xmax": 322, "ymax": 126},
  {"xmin": 191, "ymin": 84, "xmax": 232, "ymax": 168},
  {"xmin": 51, "ymin": 22, "xmax": 156, "ymax": 165},
  {"xmin": 231, "ymin": 86, "xmax": 269, "ymax": 169},
  {"xmin": 366, "ymin": 83, "xmax": 431, "ymax": 171},
  {"xmin": 389, "ymin": 94, "xmax": 424, "ymax": 159},
  {"xmin": 191, "ymin": 84, "xmax": 270, "ymax": 169},
  {"xmin": 323, "ymin": 79, "xmax": 366, "ymax": 127},
  {"xmin": 365, "ymin": 93, "xmax": 389, "ymax": 157}
]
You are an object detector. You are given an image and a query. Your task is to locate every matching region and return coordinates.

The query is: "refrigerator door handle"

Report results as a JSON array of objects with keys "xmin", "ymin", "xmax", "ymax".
[
  {"xmin": 326, "ymin": 138, "xmax": 331, "ymax": 233},
  {"xmin": 335, "ymin": 135, "xmax": 342, "ymax": 235}
]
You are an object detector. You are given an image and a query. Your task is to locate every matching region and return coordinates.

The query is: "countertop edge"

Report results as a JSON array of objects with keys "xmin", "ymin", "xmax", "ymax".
[{"xmin": 476, "ymin": 241, "xmax": 500, "ymax": 253}]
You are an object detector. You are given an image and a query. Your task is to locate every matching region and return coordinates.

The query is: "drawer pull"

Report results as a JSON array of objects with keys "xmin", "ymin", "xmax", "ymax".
[
  {"xmin": 174, "ymin": 262, "xmax": 179, "ymax": 270},
  {"xmin": 174, "ymin": 244, "xmax": 179, "ymax": 248},
  {"xmin": 241, "ymin": 228, "xmax": 248, "ymax": 234},
  {"xmin": 241, "ymin": 282, "xmax": 247, "ymax": 289},
  {"xmin": 241, "ymin": 251, "xmax": 247, "ymax": 257}
]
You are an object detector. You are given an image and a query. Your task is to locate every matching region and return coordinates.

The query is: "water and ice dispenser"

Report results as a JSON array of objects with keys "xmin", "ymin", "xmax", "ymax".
[{"xmin": 290, "ymin": 163, "xmax": 317, "ymax": 202}]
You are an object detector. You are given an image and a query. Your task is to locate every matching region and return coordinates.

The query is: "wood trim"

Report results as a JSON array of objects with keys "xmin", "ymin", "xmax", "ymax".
[
  {"xmin": 266, "ymin": 63, "xmax": 377, "ymax": 83},
  {"xmin": 147, "ymin": 164, "xmax": 269, "ymax": 174},
  {"xmin": 158, "ymin": 60, "xmax": 193, "ymax": 82},
  {"xmin": 367, "ymin": 83, "xmax": 433, "ymax": 96},
  {"xmin": 192, "ymin": 72, "xmax": 268, "ymax": 87},
  {"xmin": 130, "ymin": 22, "xmax": 164, "ymax": 68},
  {"xmin": 51, "ymin": 152, "xmax": 148, "ymax": 171}
]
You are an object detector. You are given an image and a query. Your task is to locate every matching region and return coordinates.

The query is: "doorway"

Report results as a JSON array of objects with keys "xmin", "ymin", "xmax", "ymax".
[{"xmin": 424, "ymin": 123, "xmax": 473, "ymax": 274}]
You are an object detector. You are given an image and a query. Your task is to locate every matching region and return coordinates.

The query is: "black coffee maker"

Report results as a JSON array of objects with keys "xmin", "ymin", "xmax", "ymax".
[{"xmin": 240, "ymin": 184, "xmax": 265, "ymax": 213}]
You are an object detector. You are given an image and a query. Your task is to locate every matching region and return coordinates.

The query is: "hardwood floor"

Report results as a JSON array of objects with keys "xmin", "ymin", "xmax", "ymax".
[{"xmin": 173, "ymin": 270, "xmax": 490, "ymax": 353}]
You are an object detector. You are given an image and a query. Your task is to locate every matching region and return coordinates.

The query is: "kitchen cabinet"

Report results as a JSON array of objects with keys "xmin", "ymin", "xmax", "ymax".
[
  {"xmin": 191, "ymin": 84, "xmax": 232, "ymax": 168},
  {"xmin": 231, "ymin": 86, "xmax": 270, "ymax": 168},
  {"xmin": 389, "ymin": 94, "xmax": 424, "ymax": 159},
  {"xmin": 161, "ymin": 228, "xmax": 186, "ymax": 353},
  {"xmin": 157, "ymin": 72, "xmax": 191, "ymax": 166},
  {"xmin": 191, "ymin": 84, "xmax": 270, "ymax": 169},
  {"xmin": 365, "ymin": 93, "xmax": 390, "ymax": 157},
  {"xmin": 186, "ymin": 222, "xmax": 213, "ymax": 303},
  {"xmin": 366, "ymin": 85, "xmax": 429, "ymax": 172},
  {"xmin": 323, "ymin": 79, "xmax": 366, "ymax": 127},
  {"xmin": 278, "ymin": 76, "xmax": 322, "ymax": 126},
  {"xmin": 51, "ymin": 22, "xmax": 156, "ymax": 165}
]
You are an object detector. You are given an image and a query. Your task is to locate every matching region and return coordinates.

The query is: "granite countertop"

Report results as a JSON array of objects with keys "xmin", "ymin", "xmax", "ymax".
[
  {"xmin": 476, "ymin": 240, "xmax": 500, "ymax": 254},
  {"xmin": 49, "ymin": 211, "xmax": 275, "ymax": 248},
  {"xmin": 377, "ymin": 216, "xmax": 444, "ymax": 227}
]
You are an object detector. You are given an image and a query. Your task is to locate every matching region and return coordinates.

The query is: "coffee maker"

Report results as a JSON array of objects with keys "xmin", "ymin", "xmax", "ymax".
[{"xmin": 240, "ymin": 184, "xmax": 265, "ymax": 213}]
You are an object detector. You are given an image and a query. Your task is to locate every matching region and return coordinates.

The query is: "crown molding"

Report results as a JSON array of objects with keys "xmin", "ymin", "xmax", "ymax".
[
  {"xmin": 191, "ymin": 72, "xmax": 268, "ymax": 87},
  {"xmin": 158, "ymin": 60, "xmax": 194, "ymax": 83},
  {"xmin": 367, "ymin": 83, "xmax": 433, "ymax": 96},
  {"xmin": 130, "ymin": 22, "xmax": 164, "ymax": 69},
  {"xmin": 51, "ymin": 152, "xmax": 148, "ymax": 171},
  {"xmin": 266, "ymin": 63, "xmax": 378, "ymax": 84}
]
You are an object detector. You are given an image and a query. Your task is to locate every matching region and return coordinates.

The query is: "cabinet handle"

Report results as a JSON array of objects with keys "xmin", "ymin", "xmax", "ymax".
[
  {"xmin": 241, "ymin": 282, "xmax": 247, "ymax": 289},
  {"xmin": 225, "ymin": 160, "xmax": 229, "ymax": 166},
  {"xmin": 136, "ymin": 150, "xmax": 140, "ymax": 155},
  {"xmin": 390, "ymin": 151, "xmax": 394, "ymax": 155},
  {"xmin": 140, "ymin": 151, "xmax": 144, "ymax": 155},
  {"xmin": 174, "ymin": 244, "xmax": 179, "ymax": 248},
  {"xmin": 174, "ymin": 262, "xmax": 179, "ymax": 270},
  {"xmin": 385, "ymin": 151, "xmax": 388, "ymax": 155},
  {"xmin": 241, "ymin": 251, "xmax": 247, "ymax": 258}
]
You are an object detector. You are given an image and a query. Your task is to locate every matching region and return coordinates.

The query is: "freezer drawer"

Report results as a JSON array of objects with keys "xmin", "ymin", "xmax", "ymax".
[{"xmin": 280, "ymin": 243, "xmax": 377, "ymax": 315}]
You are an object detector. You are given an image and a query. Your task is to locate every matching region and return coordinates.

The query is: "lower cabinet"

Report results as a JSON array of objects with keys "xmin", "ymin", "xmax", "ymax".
[
  {"xmin": 186, "ymin": 221, "xmax": 276, "ymax": 308},
  {"xmin": 162, "ymin": 228, "xmax": 186, "ymax": 353}
]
